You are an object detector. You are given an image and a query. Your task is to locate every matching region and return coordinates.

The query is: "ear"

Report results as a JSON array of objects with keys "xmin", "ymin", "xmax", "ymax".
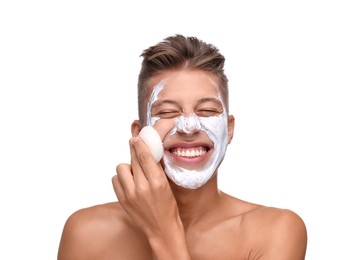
[
  {"xmin": 131, "ymin": 120, "xmax": 142, "ymax": 137},
  {"xmin": 227, "ymin": 115, "xmax": 235, "ymax": 144}
]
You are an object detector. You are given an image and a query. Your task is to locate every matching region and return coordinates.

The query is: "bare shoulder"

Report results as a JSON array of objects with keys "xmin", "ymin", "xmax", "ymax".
[
  {"xmin": 57, "ymin": 202, "xmax": 122, "ymax": 259},
  {"xmin": 242, "ymin": 206, "xmax": 307, "ymax": 259},
  {"xmin": 60, "ymin": 202, "xmax": 125, "ymax": 236},
  {"xmin": 57, "ymin": 202, "xmax": 151, "ymax": 260}
]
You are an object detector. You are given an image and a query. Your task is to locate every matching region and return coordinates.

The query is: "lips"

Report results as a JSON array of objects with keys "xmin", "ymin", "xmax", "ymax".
[
  {"xmin": 165, "ymin": 142, "xmax": 212, "ymax": 165},
  {"xmin": 170, "ymin": 146, "xmax": 208, "ymax": 158}
]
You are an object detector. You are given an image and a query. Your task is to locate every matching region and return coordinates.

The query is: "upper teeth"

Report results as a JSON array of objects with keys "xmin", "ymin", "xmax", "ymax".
[{"xmin": 171, "ymin": 147, "xmax": 207, "ymax": 157}]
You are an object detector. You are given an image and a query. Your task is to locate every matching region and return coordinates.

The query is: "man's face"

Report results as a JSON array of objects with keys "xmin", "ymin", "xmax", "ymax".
[{"xmin": 144, "ymin": 69, "xmax": 233, "ymax": 189}]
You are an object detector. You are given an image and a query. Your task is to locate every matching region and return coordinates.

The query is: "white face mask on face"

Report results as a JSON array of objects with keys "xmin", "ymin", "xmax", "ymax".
[
  {"xmin": 163, "ymin": 112, "xmax": 228, "ymax": 189},
  {"xmin": 146, "ymin": 80, "xmax": 229, "ymax": 189}
]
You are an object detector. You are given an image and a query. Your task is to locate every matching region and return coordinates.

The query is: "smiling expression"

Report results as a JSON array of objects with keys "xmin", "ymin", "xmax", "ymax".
[{"xmin": 145, "ymin": 69, "xmax": 232, "ymax": 189}]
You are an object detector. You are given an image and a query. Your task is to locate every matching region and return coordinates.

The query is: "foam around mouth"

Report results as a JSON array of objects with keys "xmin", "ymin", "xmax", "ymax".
[{"xmin": 170, "ymin": 147, "xmax": 208, "ymax": 158}]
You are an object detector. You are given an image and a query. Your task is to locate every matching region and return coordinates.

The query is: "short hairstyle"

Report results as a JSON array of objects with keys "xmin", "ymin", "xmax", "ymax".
[{"xmin": 137, "ymin": 34, "xmax": 229, "ymax": 124}]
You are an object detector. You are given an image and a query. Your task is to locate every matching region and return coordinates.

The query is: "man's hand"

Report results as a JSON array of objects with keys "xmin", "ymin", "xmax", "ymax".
[
  {"xmin": 112, "ymin": 136, "xmax": 180, "ymax": 238},
  {"xmin": 112, "ymin": 137, "xmax": 192, "ymax": 259}
]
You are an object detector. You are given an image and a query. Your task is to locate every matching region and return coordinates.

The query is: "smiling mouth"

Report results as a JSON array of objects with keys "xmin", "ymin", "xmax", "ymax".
[{"xmin": 169, "ymin": 147, "xmax": 209, "ymax": 158}]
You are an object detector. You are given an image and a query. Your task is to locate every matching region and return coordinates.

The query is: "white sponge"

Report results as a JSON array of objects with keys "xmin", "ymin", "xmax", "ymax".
[{"xmin": 139, "ymin": 126, "xmax": 164, "ymax": 162}]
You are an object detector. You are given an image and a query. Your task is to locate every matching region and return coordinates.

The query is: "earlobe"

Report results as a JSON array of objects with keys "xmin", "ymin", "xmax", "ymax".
[
  {"xmin": 227, "ymin": 115, "xmax": 235, "ymax": 144},
  {"xmin": 131, "ymin": 120, "xmax": 142, "ymax": 137}
]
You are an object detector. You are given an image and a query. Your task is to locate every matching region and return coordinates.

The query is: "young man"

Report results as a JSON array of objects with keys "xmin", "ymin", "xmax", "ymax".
[{"xmin": 58, "ymin": 34, "xmax": 307, "ymax": 259}]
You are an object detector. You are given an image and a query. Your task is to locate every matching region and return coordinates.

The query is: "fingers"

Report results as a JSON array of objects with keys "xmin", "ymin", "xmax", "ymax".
[
  {"xmin": 113, "ymin": 163, "xmax": 135, "ymax": 200},
  {"xmin": 130, "ymin": 137, "xmax": 165, "ymax": 182},
  {"xmin": 129, "ymin": 137, "xmax": 149, "ymax": 185},
  {"xmin": 113, "ymin": 136, "xmax": 166, "ymax": 207},
  {"xmin": 112, "ymin": 174, "xmax": 125, "ymax": 202}
]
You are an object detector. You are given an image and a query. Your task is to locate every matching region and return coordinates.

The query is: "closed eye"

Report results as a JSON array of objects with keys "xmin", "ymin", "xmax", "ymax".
[
  {"xmin": 196, "ymin": 109, "xmax": 223, "ymax": 117},
  {"xmin": 154, "ymin": 110, "xmax": 181, "ymax": 119}
]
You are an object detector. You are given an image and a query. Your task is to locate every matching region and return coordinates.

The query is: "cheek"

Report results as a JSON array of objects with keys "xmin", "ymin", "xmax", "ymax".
[
  {"xmin": 199, "ymin": 116, "xmax": 228, "ymax": 142},
  {"xmin": 152, "ymin": 119, "xmax": 176, "ymax": 141}
]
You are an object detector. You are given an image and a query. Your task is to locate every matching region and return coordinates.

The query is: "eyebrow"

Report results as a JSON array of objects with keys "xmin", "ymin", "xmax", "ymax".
[
  {"xmin": 195, "ymin": 97, "xmax": 223, "ymax": 107},
  {"xmin": 151, "ymin": 100, "xmax": 182, "ymax": 110}
]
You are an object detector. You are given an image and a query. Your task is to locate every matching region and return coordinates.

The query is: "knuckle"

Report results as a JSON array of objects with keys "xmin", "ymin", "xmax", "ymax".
[
  {"xmin": 136, "ymin": 183, "xmax": 150, "ymax": 195},
  {"xmin": 151, "ymin": 177, "xmax": 167, "ymax": 190},
  {"xmin": 137, "ymin": 152, "xmax": 150, "ymax": 165},
  {"xmin": 130, "ymin": 160, "xmax": 138, "ymax": 169}
]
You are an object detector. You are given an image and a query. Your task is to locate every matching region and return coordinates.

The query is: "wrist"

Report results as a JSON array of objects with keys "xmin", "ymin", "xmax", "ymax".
[{"xmin": 147, "ymin": 219, "xmax": 192, "ymax": 260}]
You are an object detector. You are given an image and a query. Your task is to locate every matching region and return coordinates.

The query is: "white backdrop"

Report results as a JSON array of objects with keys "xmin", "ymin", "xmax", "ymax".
[{"xmin": 1, "ymin": 1, "xmax": 361, "ymax": 259}]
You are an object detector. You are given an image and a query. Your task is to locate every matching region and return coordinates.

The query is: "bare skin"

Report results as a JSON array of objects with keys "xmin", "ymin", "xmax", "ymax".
[{"xmin": 58, "ymin": 70, "xmax": 307, "ymax": 260}]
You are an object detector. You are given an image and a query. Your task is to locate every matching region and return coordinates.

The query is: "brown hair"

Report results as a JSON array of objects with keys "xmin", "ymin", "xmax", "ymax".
[{"xmin": 137, "ymin": 34, "xmax": 229, "ymax": 124}]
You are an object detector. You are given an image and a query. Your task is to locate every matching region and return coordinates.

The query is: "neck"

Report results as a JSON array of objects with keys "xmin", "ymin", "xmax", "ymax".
[{"xmin": 170, "ymin": 175, "xmax": 221, "ymax": 230}]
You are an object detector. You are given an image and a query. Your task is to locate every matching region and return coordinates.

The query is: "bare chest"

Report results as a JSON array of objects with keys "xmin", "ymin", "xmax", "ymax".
[
  {"xmin": 104, "ymin": 228, "xmax": 251, "ymax": 260},
  {"xmin": 186, "ymin": 222, "xmax": 252, "ymax": 260},
  {"xmin": 94, "ymin": 214, "xmax": 254, "ymax": 260}
]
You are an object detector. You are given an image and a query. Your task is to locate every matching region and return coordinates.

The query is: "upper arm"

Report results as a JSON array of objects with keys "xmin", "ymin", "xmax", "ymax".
[{"xmin": 260, "ymin": 209, "xmax": 307, "ymax": 260}]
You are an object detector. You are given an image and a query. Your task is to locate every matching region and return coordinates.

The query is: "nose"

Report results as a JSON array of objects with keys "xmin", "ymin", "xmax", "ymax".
[{"xmin": 176, "ymin": 114, "xmax": 202, "ymax": 134}]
